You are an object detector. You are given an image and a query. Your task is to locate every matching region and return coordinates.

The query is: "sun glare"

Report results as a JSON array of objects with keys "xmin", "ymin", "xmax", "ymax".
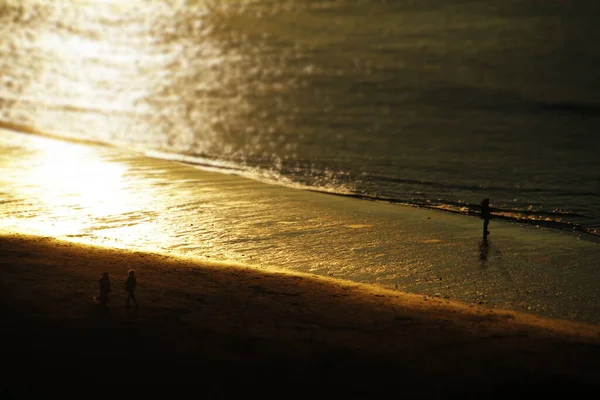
[
  {"xmin": 31, "ymin": 141, "xmax": 131, "ymax": 216},
  {"xmin": 0, "ymin": 0, "xmax": 179, "ymax": 248},
  {"xmin": 14, "ymin": 139, "xmax": 134, "ymax": 233}
]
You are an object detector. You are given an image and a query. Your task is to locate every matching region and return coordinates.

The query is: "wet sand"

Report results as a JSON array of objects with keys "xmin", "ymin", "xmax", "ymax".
[{"xmin": 1, "ymin": 233, "xmax": 599, "ymax": 397}]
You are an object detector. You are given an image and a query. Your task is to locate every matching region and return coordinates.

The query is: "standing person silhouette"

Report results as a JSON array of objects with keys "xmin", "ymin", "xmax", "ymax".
[
  {"xmin": 97, "ymin": 272, "xmax": 111, "ymax": 306},
  {"xmin": 125, "ymin": 269, "xmax": 138, "ymax": 308},
  {"xmin": 480, "ymin": 198, "xmax": 491, "ymax": 237}
]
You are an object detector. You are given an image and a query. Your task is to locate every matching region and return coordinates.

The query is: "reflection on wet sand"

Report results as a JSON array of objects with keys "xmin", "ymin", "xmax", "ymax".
[
  {"xmin": 2, "ymin": 129, "xmax": 600, "ymax": 325},
  {"xmin": 479, "ymin": 237, "xmax": 489, "ymax": 268},
  {"xmin": 0, "ymin": 133, "xmax": 160, "ymax": 244}
]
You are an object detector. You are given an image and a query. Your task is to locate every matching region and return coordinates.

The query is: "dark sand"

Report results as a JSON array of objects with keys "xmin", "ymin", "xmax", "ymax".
[{"xmin": 1, "ymin": 233, "xmax": 599, "ymax": 397}]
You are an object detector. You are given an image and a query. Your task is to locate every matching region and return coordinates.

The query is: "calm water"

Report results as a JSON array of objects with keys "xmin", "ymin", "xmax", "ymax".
[{"xmin": 1, "ymin": 0, "xmax": 600, "ymax": 235}]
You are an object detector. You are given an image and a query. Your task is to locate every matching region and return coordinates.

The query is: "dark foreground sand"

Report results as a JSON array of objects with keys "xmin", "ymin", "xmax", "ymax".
[{"xmin": 1, "ymin": 234, "xmax": 599, "ymax": 398}]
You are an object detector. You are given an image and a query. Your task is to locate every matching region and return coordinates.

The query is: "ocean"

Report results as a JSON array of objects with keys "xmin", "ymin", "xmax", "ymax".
[
  {"xmin": 2, "ymin": 0, "xmax": 600, "ymax": 234},
  {"xmin": 1, "ymin": 0, "xmax": 599, "ymax": 323}
]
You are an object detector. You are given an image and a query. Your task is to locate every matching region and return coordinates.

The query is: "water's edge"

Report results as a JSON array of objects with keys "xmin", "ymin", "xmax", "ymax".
[{"xmin": 2, "ymin": 128, "xmax": 599, "ymax": 325}]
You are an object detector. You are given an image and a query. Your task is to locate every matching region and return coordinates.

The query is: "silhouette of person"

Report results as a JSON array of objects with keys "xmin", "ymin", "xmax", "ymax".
[
  {"xmin": 97, "ymin": 272, "xmax": 111, "ymax": 305},
  {"xmin": 125, "ymin": 269, "xmax": 138, "ymax": 308},
  {"xmin": 480, "ymin": 198, "xmax": 491, "ymax": 237}
]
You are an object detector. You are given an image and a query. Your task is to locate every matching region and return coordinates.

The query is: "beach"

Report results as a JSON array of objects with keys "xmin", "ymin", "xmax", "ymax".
[
  {"xmin": 2, "ymin": 1, "xmax": 600, "ymax": 395},
  {"xmin": 1, "ymin": 233, "xmax": 599, "ymax": 397},
  {"xmin": 1, "ymin": 128, "xmax": 600, "ymax": 397},
  {"xmin": 2, "ymin": 129, "xmax": 600, "ymax": 326}
]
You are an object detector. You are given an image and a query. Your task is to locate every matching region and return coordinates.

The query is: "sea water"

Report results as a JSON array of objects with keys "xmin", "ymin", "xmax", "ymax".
[{"xmin": 1, "ymin": 0, "xmax": 599, "ymax": 234}]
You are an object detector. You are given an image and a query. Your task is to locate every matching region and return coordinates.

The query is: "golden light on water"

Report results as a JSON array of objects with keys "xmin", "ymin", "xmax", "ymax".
[
  {"xmin": 25, "ymin": 140, "xmax": 132, "ymax": 219},
  {"xmin": 0, "ymin": 132, "xmax": 170, "ymax": 248},
  {"xmin": 3, "ymin": 0, "xmax": 171, "ymax": 145},
  {"xmin": 0, "ymin": 0, "xmax": 174, "ymax": 242},
  {"xmin": 0, "ymin": 0, "xmax": 231, "ymax": 250}
]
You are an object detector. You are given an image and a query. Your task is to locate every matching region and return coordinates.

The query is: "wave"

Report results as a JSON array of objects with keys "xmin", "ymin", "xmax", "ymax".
[
  {"xmin": 537, "ymin": 101, "xmax": 600, "ymax": 118},
  {"xmin": 0, "ymin": 95, "xmax": 139, "ymax": 116},
  {"xmin": 0, "ymin": 119, "xmax": 114, "ymax": 147},
  {"xmin": 315, "ymin": 191, "xmax": 599, "ymax": 237},
  {"xmin": 361, "ymin": 173, "xmax": 600, "ymax": 198},
  {"xmin": 2, "ymin": 122, "xmax": 599, "ymax": 239},
  {"xmin": 416, "ymin": 87, "xmax": 600, "ymax": 119},
  {"xmin": 139, "ymin": 148, "xmax": 600, "ymax": 239}
]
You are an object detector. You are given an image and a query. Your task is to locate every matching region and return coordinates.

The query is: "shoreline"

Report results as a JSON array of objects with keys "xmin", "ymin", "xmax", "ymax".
[
  {"xmin": 304, "ymin": 189, "xmax": 600, "ymax": 242},
  {"xmin": 5, "ymin": 126, "xmax": 600, "ymax": 241},
  {"xmin": 1, "ymin": 233, "xmax": 599, "ymax": 395},
  {"xmin": 2, "ymin": 128, "xmax": 600, "ymax": 326}
]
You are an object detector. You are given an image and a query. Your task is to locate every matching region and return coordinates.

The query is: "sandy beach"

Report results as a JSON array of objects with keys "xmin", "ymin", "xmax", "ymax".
[{"xmin": 1, "ymin": 233, "xmax": 599, "ymax": 397}]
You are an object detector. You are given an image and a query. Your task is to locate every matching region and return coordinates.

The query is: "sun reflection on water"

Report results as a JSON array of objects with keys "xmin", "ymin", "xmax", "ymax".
[
  {"xmin": 0, "ymin": 0, "xmax": 235, "ymax": 250},
  {"xmin": 0, "ymin": 132, "xmax": 169, "ymax": 248},
  {"xmin": 26, "ymin": 140, "xmax": 133, "ymax": 218},
  {"xmin": 1, "ymin": 0, "xmax": 175, "ymax": 144}
]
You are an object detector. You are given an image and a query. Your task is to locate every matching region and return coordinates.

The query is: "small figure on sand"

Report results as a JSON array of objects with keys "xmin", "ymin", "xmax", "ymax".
[
  {"xmin": 125, "ymin": 269, "xmax": 138, "ymax": 308},
  {"xmin": 480, "ymin": 198, "xmax": 491, "ymax": 237},
  {"xmin": 96, "ymin": 272, "xmax": 111, "ymax": 306}
]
